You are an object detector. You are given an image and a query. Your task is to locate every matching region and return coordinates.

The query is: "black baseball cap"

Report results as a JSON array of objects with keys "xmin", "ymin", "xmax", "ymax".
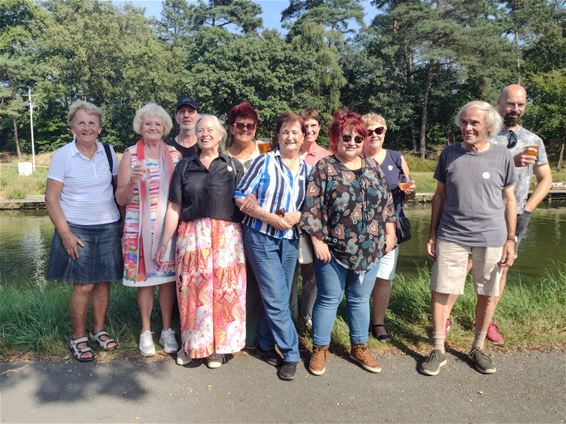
[{"xmin": 176, "ymin": 96, "xmax": 199, "ymax": 112}]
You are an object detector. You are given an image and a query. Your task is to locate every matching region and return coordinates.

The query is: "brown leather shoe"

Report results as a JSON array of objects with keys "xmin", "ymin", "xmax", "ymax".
[
  {"xmin": 309, "ymin": 345, "xmax": 329, "ymax": 376},
  {"xmin": 350, "ymin": 344, "xmax": 381, "ymax": 373}
]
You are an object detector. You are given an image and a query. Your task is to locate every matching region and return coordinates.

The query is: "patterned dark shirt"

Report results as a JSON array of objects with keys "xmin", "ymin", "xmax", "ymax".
[{"xmin": 300, "ymin": 155, "xmax": 395, "ymax": 271}]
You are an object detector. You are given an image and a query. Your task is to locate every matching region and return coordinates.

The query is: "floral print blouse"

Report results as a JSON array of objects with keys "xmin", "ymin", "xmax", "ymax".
[{"xmin": 300, "ymin": 155, "xmax": 395, "ymax": 271}]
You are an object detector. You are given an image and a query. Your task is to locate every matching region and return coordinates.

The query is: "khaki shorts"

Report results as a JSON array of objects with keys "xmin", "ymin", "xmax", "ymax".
[{"xmin": 431, "ymin": 240, "xmax": 504, "ymax": 297}]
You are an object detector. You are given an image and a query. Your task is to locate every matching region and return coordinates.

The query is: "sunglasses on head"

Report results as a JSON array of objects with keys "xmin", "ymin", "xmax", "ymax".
[
  {"xmin": 507, "ymin": 130, "xmax": 518, "ymax": 149},
  {"xmin": 367, "ymin": 127, "xmax": 385, "ymax": 136},
  {"xmin": 233, "ymin": 122, "xmax": 256, "ymax": 131},
  {"xmin": 342, "ymin": 134, "xmax": 364, "ymax": 144}
]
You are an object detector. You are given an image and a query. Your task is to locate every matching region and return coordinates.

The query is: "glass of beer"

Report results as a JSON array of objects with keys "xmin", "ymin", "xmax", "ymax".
[
  {"xmin": 398, "ymin": 175, "xmax": 415, "ymax": 193},
  {"xmin": 258, "ymin": 139, "xmax": 270, "ymax": 154},
  {"xmin": 526, "ymin": 145, "xmax": 539, "ymax": 157}
]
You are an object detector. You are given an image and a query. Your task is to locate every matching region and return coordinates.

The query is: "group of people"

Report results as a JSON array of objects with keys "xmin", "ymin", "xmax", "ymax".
[{"xmin": 45, "ymin": 83, "xmax": 552, "ymax": 381}]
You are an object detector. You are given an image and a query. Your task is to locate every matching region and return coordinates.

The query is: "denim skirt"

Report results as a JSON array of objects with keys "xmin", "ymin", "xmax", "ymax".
[{"xmin": 46, "ymin": 221, "xmax": 123, "ymax": 284}]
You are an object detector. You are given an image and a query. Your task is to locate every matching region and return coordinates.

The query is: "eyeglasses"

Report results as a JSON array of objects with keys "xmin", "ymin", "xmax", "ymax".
[
  {"xmin": 233, "ymin": 122, "xmax": 256, "ymax": 131},
  {"xmin": 367, "ymin": 127, "xmax": 385, "ymax": 136},
  {"xmin": 507, "ymin": 130, "xmax": 518, "ymax": 149},
  {"xmin": 342, "ymin": 134, "xmax": 364, "ymax": 144}
]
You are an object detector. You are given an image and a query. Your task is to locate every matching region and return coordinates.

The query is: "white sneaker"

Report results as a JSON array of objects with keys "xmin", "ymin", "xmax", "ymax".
[
  {"xmin": 176, "ymin": 349, "xmax": 191, "ymax": 366},
  {"xmin": 139, "ymin": 330, "xmax": 156, "ymax": 357},
  {"xmin": 159, "ymin": 328, "xmax": 179, "ymax": 354}
]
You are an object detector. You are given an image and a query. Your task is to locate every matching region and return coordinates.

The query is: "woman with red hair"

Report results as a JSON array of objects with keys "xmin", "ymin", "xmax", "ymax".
[
  {"xmin": 300, "ymin": 110, "xmax": 396, "ymax": 376},
  {"xmin": 226, "ymin": 102, "xmax": 260, "ymax": 169}
]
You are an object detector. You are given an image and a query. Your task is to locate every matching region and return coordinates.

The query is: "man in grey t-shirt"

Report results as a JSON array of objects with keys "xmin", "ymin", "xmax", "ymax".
[
  {"xmin": 482, "ymin": 84, "xmax": 552, "ymax": 345},
  {"xmin": 421, "ymin": 101, "xmax": 517, "ymax": 377}
]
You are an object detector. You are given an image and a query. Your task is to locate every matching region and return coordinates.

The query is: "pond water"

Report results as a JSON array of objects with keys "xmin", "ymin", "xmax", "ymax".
[{"xmin": 1, "ymin": 205, "xmax": 565, "ymax": 289}]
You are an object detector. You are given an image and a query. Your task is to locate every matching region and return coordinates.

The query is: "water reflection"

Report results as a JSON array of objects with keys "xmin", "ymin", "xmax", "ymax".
[
  {"xmin": 1, "ymin": 205, "xmax": 565, "ymax": 288},
  {"xmin": 400, "ymin": 203, "xmax": 566, "ymax": 282},
  {"xmin": 0, "ymin": 211, "xmax": 53, "ymax": 287}
]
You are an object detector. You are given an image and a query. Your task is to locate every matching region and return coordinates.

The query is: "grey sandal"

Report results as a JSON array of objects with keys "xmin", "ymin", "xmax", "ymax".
[
  {"xmin": 69, "ymin": 336, "xmax": 95, "ymax": 362},
  {"xmin": 89, "ymin": 330, "xmax": 118, "ymax": 351}
]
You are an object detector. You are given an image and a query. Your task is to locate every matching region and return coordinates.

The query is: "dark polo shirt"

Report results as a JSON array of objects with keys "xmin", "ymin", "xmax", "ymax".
[{"xmin": 169, "ymin": 153, "xmax": 244, "ymax": 223}]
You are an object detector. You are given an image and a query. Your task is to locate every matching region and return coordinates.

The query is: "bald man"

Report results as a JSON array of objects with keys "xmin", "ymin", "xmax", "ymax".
[{"xmin": 445, "ymin": 84, "xmax": 553, "ymax": 345}]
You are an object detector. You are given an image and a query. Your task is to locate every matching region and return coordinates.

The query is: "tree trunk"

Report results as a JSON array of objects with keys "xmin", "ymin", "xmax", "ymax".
[
  {"xmin": 557, "ymin": 141, "xmax": 564, "ymax": 172},
  {"xmin": 514, "ymin": 30, "xmax": 521, "ymax": 84},
  {"xmin": 405, "ymin": 49, "xmax": 417, "ymax": 152},
  {"xmin": 13, "ymin": 118, "xmax": 21, "ymax": 158},
  {"xmin": 419, "ymin": 63, "xmax": 434, "ymax": 159}
]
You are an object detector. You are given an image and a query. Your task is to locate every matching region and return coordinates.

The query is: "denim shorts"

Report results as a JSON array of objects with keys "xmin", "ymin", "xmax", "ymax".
[{"xmin": 47, "ymin": 221, "xmax": 123, "ymax": 284}]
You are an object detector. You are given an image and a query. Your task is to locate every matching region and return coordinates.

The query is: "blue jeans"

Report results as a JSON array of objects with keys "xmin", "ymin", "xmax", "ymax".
[
  {"xmin": 243, "ymin": 226, "xmax": 300, "ymax": 362},
  {"xmin": 312, "ymin": 258, "xmax": 379, "ymax": 347}
]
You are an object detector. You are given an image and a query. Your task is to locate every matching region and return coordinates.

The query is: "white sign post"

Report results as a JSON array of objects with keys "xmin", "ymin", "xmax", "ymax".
[{"xmin": 28, "ymin": 87, "xmax": 36, "ymax": 172}]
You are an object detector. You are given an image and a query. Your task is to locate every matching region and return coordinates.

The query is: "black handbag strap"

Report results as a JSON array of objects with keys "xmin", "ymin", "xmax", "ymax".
[{"xmin": 102, "ymin": 143, "xmax": 117, "ymax": 194}]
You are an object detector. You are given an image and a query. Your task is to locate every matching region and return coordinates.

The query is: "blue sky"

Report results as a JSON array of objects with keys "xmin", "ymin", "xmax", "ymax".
[{"xmin": 113, "ymin": 0, "xmax": 377, "ymax": 33}]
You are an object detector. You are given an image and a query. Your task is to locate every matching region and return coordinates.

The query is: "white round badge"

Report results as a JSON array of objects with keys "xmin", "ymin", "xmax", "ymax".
[
  {"xmin": 388, "ymin": 165, "xmax": 394, "ymax": 171},
  {"xmin": 482, "ymin": 171, "xmax": 490, "ymax": 179},
  {"xmin": 227, "ymin": 166, "xmax": 233, "ymax": 172}
]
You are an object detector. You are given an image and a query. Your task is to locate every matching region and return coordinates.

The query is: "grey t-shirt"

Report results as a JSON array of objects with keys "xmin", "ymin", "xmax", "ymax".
[
  {"xmin": 491, "ymin": 127, "xmax": 549, "ymax": 214},
  {"xmin": 434, "ymin": 143, "xmax": 516, "ymax": 246}
]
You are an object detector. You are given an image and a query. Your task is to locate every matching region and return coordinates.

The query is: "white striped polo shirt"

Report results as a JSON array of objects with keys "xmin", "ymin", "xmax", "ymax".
[{"xmin": 47, "ymin": 140, "xmax": 120, "ymax": 225}]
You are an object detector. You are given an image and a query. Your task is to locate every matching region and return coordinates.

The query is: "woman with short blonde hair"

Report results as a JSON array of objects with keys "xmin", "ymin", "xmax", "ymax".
[
  {"xmin": 46, "ymin": 100, "xmax": 122, "ymax": 362},
  {"xmin": 361, "ymin": 112, "xmax": 415, "ymax": 343},
  {"xmin": 116, "ymin": 102, "xmax": 182, "ymax": 357}
]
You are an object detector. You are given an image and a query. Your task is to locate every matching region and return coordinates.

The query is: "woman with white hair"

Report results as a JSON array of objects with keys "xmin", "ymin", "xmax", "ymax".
[
  {"xmin": 421, "ymin": 101, "xmax": 517, "ymax": 376},
  {"xmin": 116, "ymin": 102, "xmax": 182, "ymax": 357},
  {"xmin": 46, "ymin": 100, "xmax": 122, "ymax": 362},
  {"xmin": 156, "ymin": 115, "xmax": 246, "ymax": 369}
]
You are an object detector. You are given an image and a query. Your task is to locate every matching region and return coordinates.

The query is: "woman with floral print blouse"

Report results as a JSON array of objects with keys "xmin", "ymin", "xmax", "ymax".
[{"xmin": 300, "ymin": 109, "xmax": 396, "ymax": 376}]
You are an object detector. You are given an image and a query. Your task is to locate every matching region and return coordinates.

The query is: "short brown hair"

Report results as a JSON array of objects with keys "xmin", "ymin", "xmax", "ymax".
[
  {"xmin": 300, "ymin": 108, "xmax": 320, "ymax": 124},
  {"xmin": 272, "ymin": 112, "xmax": 305, "ymax": 148}
]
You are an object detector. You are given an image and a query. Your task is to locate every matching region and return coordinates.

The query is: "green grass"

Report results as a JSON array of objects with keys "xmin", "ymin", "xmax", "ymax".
[
  {"xmin": 368, "ymin": 267, "xmax": 566, "ymax": 352},
  {"xmin": 1, "ymin": 267, "xmax": 564, "ymax": 360},
  {"xmin": 403, "ymin": 152, "xmax": 438, "ymax": 172},
  {"xmin": 0, "ymin": 162, "xmax": 49, "ymax": 200}
]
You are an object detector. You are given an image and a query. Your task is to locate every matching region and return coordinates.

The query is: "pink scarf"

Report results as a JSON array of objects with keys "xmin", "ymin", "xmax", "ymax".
[{"xmin": 135, "ymin": 139, "xmax": 176, "ymax": 281}]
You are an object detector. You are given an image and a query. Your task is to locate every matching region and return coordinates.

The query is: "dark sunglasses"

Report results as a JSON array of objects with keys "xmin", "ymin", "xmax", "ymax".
[
  {"xmin": 507, "ymin": 130, "xmax": 518, "ymax": 149},
  {"xmin": 342, "ymin": 134, "xmax": 364, "ymax": 144},
  {"xmin": 233, "ymin": 122, "xmax": 256, "ymax": 131},
  {"xmin": 367, "ymin": 127, "xmax": 385, "ymax": 136}
]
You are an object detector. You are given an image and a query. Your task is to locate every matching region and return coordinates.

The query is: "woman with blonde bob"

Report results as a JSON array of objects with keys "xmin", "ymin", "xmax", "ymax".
[
  {"xmin": 361, "ymin": 113, "xmax": 415, "ymax": 342},
  {"xmin": 116, "ymin": 102, "xmax": 182, "ymax": 357}
]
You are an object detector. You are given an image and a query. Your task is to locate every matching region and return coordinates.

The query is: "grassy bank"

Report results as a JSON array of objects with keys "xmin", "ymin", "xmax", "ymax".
[
  {"xmin": 1, "ymin": 151, "xmax": 565, "ymax": 201},
  {"xmin": 0, "ymin": 154, "xmax": 50, "ymax": 200},
  {"xmin": 1, "ymin": 267, "xmax": 564, "ymax": 361}
]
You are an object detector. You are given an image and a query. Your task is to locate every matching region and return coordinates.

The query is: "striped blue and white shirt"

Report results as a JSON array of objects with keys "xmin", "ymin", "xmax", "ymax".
[{"xmin": 234, "ymin": 150, "xmax": 311, "ymax": 239}]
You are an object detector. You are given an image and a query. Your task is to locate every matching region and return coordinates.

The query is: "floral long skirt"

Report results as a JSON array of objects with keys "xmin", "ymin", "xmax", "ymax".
[{"xmin": 176, "ymin": 218, "xmax": 246, "ymax": 359}]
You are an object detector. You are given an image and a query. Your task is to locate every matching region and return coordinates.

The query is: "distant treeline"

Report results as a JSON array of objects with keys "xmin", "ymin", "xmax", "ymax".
[{"xmin": 1, "ymin": 0, "xmax": 564, "ymax": 158}]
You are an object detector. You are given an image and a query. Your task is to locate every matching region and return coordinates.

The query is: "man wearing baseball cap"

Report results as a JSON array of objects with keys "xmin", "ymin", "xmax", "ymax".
[{"xmin": 167, "ymin": 96, "xmax": 200, "ymax": 158}]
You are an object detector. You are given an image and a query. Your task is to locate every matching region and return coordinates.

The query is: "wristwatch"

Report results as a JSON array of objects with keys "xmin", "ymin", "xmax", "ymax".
[{"xmin": 507, "ymin": 235, "xmax": 518, "ymax": 242}]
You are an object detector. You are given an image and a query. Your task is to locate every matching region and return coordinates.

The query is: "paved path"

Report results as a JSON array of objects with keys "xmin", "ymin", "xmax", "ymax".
[{"xmin": 1, "ymin": 350, "xmax": 564, "ymax": 423}]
